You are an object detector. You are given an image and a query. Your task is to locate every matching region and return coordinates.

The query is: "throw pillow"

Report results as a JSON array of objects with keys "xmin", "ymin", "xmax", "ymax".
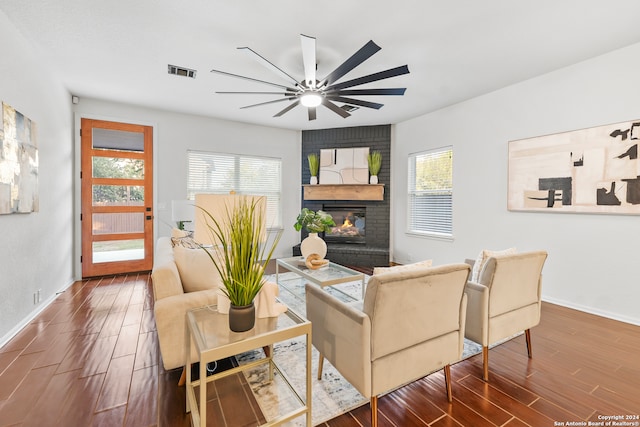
[
  {"xmin": 470, "ymin": 247, "xmax": 517, "ymax": 282},
  {"xmin": 171, "ymin": 235, "xmax": 200, "ymax": 249},
  {"xmin": 173, "ymin": 245, "xmax": 222, "ymax": 292},
  {"xmin": 373, "ymin": 259, "xmax": 433, "ymax": 275},
  {"xmin": 171, "ymin": 228, "xmax": 190, "ymax": 238}
]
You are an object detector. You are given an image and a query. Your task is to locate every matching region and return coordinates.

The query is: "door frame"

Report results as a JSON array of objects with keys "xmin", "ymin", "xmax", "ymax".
[{"xmin": 73, "ymin": 112, "xmax": 158, "ymax": 280}]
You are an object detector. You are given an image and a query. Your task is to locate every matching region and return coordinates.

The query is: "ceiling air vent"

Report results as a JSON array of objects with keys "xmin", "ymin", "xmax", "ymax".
[
  {"xmin": 168, "ymin": 64, "xmax": 197, "ymax": 78},
  {"xmin": 341, "ymin": 105, "xmax": 359, "ymax": 113}
]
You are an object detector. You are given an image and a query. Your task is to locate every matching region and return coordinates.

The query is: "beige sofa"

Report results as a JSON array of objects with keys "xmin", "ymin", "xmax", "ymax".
[{"xmin": 151, "ymin": 236, "xmax": 219, "ymax": 371}]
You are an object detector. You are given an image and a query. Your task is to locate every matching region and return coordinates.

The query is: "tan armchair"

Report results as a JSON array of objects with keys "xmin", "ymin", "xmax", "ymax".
[
  {"xmin": 464, "ymin": 250, "xmax": 548, "ymax": 381},
  {"xmin": 305, "ymin": 263, "xmax": 471, "ymax": 427}
]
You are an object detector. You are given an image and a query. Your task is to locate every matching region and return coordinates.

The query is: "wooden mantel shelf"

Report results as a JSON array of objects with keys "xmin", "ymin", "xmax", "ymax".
[{"xmin": 303, "ymin": 184, "xmax": 384, "ymax": 201}]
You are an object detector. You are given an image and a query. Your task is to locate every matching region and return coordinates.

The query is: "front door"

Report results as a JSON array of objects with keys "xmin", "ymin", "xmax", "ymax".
[{"xmin": 81, "ymin": 118, "xmax": 154, "ymax": 277}]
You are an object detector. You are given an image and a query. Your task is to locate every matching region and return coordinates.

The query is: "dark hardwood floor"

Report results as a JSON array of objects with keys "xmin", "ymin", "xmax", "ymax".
[{"xmin": 0, "ymin": 271, "xmax": 638, "ymax": 426}]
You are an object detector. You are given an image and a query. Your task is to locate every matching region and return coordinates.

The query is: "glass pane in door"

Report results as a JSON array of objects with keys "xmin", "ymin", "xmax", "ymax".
[
  {"xmin": 92, "ymin": 212, "xmax": 144, "ymax": 234},
  {"xmin": 92, "ymin": 185, "xmax": 145, "ymax": 206},
  {"xmin": 93, "ymin": 239, "xmax": 145, "ymax": 263},
  {"xmin": 92, "ymin": 128, "xmax": 144, "ymax": 151},
  {"xmin": 92, "ymin": 157, "xmax": 144, "ymax": 179}
]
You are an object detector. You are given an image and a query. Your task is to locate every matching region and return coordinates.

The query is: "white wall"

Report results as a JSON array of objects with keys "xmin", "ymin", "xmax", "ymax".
[
  {"xmin": 0, "ymin": 10, "xmax": 74, "ymax": 343},
  {"xmin": 393, "ymin": 42, "xmax": 640, "ymax": 325},
  {"xmin": 72, "ymin": 98, "xmax": 301, "ymax": 278}
]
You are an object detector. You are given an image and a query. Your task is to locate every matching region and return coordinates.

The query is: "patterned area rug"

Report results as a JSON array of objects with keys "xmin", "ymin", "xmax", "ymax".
[{"xmin": 235, "ymin": 272, "xmax": 483, "ymax": 426}]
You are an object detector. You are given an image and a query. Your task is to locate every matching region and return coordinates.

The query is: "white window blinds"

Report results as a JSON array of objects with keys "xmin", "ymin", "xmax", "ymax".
[
  {"xmin": 187, "ymin": 150, "xmax": 282, "ymax": 228},
  {"xmin": 408, "ymin": 147, "xmax": 453, "ymax": 237}
]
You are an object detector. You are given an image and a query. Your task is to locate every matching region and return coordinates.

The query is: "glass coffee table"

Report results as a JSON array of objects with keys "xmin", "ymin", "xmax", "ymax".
[
  {"xmin": 185, "ymin": 305, "xmax": 312, "ymax": 427},
  {"xmin": 276, "ymin": 256, "xmax": 366, "ymax": 299}
]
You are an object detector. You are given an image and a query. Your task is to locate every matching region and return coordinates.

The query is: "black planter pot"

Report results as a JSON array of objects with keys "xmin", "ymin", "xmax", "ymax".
[{"xmin": 229, "ymin": 303, "xmax": 256, "ymax": 332}]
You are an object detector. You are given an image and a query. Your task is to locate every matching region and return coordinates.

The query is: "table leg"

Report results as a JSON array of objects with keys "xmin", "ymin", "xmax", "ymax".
[
  {"xmin": 178, "ymin": 368, "xmax": 186, "ymax": 386},
  {"xmin": 268, "ymin": 344, "xmax": 274, "ymax": 381},
  {"xmin": 185, "ymin": 325, "xmax": 191, "ymax": 413},
  {"xmin": 200, "ymin": 360, "xmax": 207, "ymax": 427},
  {"xmin": 306, "ymin": 330, "xmax": 312, "ymax": 427}
]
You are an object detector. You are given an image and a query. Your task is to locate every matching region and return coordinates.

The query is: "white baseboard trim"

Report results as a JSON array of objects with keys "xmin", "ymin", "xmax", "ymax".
[
  {"xmin": 0, "ymin": 279, "xmax": 76, "ymax": 349},
  {"xmin": 542, "ymin": 296, "xmax": 640, "ymax": 327}
]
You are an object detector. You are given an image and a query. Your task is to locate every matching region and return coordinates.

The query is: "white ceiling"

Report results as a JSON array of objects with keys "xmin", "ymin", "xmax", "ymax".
[{"xmin": 3, "ymin": 1, "xmax": 640, "ymax": 131}]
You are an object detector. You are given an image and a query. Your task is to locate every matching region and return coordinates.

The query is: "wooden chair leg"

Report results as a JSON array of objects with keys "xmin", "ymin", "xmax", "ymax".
[
  {"xmin": 482, "ymin": 346, "xmax": 489, "ymax": 381},
  {"xmin": 178, "ymin": 366, "xmax": 186, "ymax": 386},
  {"xmin": 525, "ymin": 329, "xmax": 533, "ymax": 358},
  {"xmin": 370, "ymin": 395, "xmax": 378, "ymax": 427},
  {"xmin": 317, "ymin": 354, "xmax": 324, "ymax": 380},
  {"xmin": 444, "ymin": 364, "xmax": 453, "ymax": 402}
]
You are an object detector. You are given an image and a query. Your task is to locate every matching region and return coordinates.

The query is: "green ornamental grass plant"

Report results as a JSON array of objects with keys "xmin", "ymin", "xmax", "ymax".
[
  {"xmin": 198, "ymin": 196, "xmax": 282, "ymax": 307},
  {"xmin": 368, "ymin": 151, "xmax": 382, "ymax": 176},
  {"xmin": 307, "ymin": 153, "xmax": 319, "ymax": 177}
]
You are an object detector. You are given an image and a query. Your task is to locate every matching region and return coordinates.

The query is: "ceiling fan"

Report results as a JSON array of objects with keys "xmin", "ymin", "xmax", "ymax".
[{"xmin": 210, "ymin": 34, "xmax": 410, "ymax": 121}]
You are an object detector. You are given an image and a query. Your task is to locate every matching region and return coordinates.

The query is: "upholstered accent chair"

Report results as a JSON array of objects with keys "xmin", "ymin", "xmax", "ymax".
[
  {"xmin": 305, "ymin": 263, "xmax": 471, "ymax": 427},
  {"xmin": 464, "ymin": 250, "xmax": 548, "ymax": 381}
]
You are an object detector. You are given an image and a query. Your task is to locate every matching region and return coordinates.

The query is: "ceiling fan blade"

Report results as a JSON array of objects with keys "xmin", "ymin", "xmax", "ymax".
[
  {"xmin": 240, "ymin": 97, "xmax": 297, "ymax": 109},
  {"xmin": 308, "ymin": 107, "xmax": 317, "ymax": 121},
  {"xmin": 238, "ymin": 47, "xmax": 299, "ymax": 86},
  {"xmin": 320, "ymin": 40, "xmax": 381, "ymax": 87},
  {"xmin": 322, "ymin": 98, "xmax": 351, "ymax": 118},
  {"xmin": 325, "ymin": 96, "xmax": 384, "ymax": 110},
  {"xmin": 217, "ymin": 91, "xmax": 296, "ymax": 95},
  {"xmin": 300, "ymin": 34, "xmax": 317, "ymax": 88},
  {"xmin": 326, "ymin": 65, "xmax": 410, "ymax": 91},
  {"xmin": 274, "ymin": 100, "xmax": 300, "ymax": 117},
  {"xmin": 333, "ymin": 88, "xmax": 407, "ymax": 96},
  {"xmin": 211, "ymin": 69, "xmax": 297, "ymax": 91}
]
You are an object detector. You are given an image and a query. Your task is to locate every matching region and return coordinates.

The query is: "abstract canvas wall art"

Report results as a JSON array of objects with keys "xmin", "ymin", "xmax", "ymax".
[
  {"xmin": 319, "ymin": 147, "xmax": 369, "ymax": 184},
  {"xmin": 508, "ymin": 119, "xmax": 640, "ymax": 214},
  {"xmin": 0, "ymin": 102, "xmax": 39, "ymax": 214}
]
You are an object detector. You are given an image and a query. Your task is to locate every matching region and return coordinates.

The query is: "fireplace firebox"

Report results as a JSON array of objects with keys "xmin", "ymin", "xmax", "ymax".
[{"xmin": 323, "ymin": 206, "xmax": 365, "ymax": 244}]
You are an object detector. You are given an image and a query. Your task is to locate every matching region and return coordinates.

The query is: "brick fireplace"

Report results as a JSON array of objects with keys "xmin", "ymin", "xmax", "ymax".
[{"xmin": 294, "ymin": 125, "xmax": 391, "ymax": 268}]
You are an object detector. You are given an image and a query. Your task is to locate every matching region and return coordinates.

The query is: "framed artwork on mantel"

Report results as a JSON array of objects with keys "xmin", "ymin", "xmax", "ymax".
[
  {"xmin": 508, "ymin": 118, "xmax": 640, "ymax": 215},
  {"xmin": 0, "ymin": 102, "xmax": 39, "ymax": 214},
  {"xmin": 319, "ymin": 147, "xmax": 369, "ymax": 184}
]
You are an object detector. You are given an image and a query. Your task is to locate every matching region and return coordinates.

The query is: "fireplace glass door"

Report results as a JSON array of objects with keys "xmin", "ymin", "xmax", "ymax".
[{"xmin": 324, "ymin": 208, "xmax": 365, "ymax": 244}]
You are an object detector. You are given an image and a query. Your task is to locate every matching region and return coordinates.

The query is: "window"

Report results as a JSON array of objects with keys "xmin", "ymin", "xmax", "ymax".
[
  {"xmin": 408, "ymin": 146, "xmax": 453, "ymax": 237},
  {"xmin": 187, "ymin": 150, "xmax": 282, "ymax": 228}
]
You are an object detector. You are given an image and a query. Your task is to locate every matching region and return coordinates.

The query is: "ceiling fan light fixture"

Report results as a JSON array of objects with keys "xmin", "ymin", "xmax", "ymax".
[
  {"xmin": 300, "ymin": 91, "xmax": 323, "ymax": 107},
  {"xmin": 211, "ymin": 35, "xmax": 409, "ymax": 120}
]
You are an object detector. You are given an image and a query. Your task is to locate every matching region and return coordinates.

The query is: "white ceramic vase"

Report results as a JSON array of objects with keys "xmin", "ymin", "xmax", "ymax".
[
  {"xmin": 300, "ymin": 232, "xmax": 327, "ymax": 259},
  {"xmin": 369, "ymin": 175, "xmax": 378, "ymax": 184},
  {"xmin": 310, "ymin": 176, "xmax": 318, "ymax": 185}
]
